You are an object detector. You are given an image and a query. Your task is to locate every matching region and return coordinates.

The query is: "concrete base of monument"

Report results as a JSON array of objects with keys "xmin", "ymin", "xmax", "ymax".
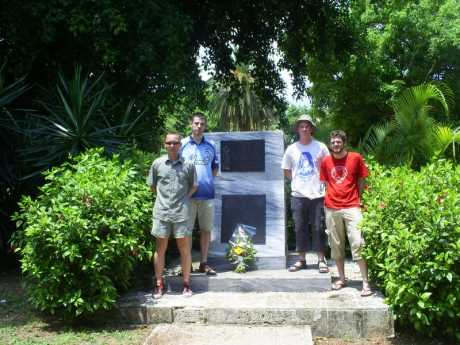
[
  {"xmin": 165, "ymin": 266, "xmax": 331, "ymax": 293},
  {"xmin": 209, "ymin": 255, "xmax": 287, "ymax": 270},
  {"xmin": 118, "ymin": 288, "xmax": 394, "ymax": 339},
  {"xmin": 117, "ymin": 258, "xmax": 394, "ymax": 339},
  {"xmin": 163, "ymin": 251, "xmax": 330, "ymax": 293}
]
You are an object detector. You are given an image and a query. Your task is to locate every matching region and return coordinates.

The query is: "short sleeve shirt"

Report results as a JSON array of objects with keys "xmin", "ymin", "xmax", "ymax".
[
  {"xmin": 146, "ymin": 156, "xmax": 197, "ymax": 222},
  {"xmin": 281, "ymin": 139, "xmax": 329, "ymax": 199},
  {"xmin": 320, "ymin": 152, "xmax": 369, "ymax": 209},
  {"xmin": 180, "ymin": 136, "xmax": 219, "ymax": 200}
]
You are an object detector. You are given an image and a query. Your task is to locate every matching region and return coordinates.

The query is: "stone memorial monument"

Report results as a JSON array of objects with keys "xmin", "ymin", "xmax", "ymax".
[{"xmin": 205, "ymin": 130, "xmax": 286, "ymax": 269}]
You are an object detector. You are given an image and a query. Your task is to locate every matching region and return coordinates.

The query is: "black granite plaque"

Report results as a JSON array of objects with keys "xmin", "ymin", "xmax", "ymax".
[
  {"xmin": 221, "ymin": 194, "xmax": 266, "ymax": 244},
  {"xmin": 221, "ymin": 140, "xmax": 265, "ymax": 172}
]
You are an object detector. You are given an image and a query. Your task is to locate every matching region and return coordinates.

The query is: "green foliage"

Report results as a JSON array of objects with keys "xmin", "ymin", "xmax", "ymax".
[
  {"xmin": 361, "ymin": 159, "xmax": 460, "ymax": 340},
  {"xmin": 0, "ymin": 63, "xmax": 30, "ymax": 256},
  {"xmin": 16, "ymin": 66, "xmax": 148, "ymax": 176},
  {"xmin": 210, "ymin": 64, "xmax": 276, "ymax": 131},
  {"xmin": 303, "ymin": 0, "xmax": 460, "ymax": 143},
  {"xmin": 362, "ymin": 83, "xmax": 454, "ymax": 168},
  {"xmin": 12, "ymin": 148, "xmax": 154, "ymax": 318},
  {"xmin": 1, "ymin": 1, "xmax": 353, "ymax": 124}
]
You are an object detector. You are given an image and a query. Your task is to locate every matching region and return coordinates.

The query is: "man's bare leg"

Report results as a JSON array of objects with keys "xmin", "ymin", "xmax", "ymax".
[
  {"xmin": 332, "ymin": 257, "xmax": 347, "ymax": 289},
  {"xmin": 154, "ymin": 237, "xmax": 169, "ymax": 285},
  {"xmin": 176, "ymin": 237, "xmax": 192, "ymax": 285},
  {"xmin": 357, "ymin": 259, "xmax": 372, "ymax": 295},
  {"xmin": 200, "ymin": 230, "xmax": 210, "ymax": 263}
]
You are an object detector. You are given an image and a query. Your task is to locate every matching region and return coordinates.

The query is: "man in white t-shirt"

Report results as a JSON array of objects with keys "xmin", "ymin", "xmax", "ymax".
[{"xmin": 282, "ymin": 114, "xmax": 330, "ymax": 273}]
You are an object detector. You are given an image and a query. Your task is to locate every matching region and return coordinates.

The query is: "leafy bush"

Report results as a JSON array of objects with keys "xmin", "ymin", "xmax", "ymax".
[
  {"xmin": 12, "ymin": 148, "xmax": 154, "ymax": 318},
  {"xmin": 361, "ymin": 159, "xmax": 460, "ymax": 340}
]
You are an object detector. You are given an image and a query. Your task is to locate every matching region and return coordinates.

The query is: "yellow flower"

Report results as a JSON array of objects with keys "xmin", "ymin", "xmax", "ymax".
[{"xmin": 234, "ymin": 246, "xmax": 245, "ymax": 256}]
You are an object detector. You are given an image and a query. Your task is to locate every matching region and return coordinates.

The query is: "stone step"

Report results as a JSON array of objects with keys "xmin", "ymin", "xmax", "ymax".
[
  {"xmin": 143, "ymin": 324, "xmax": 313, "ymax": 345},
  {"xmin": 165, "ymin": 268, "xmax": 331, "ymax": 293},
  {"xmin": 164, "ymin": 251, "xmax": 332, "ymax": 293},
  {"xmin": 118, "ymin": 287, "xmax": 394, "ymax": 339}
]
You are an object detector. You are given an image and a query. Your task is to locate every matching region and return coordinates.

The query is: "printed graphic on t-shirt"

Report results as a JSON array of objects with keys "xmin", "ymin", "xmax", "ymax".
[
  {"xmin": 188, "ymin": 146, "xmax": 213, "ymax": 166},
  {"xmin": 331, "ymin": 165, "xmax": 348, "ymax": 184},
  {"xmin": 297, "ymin": 151, "xmax": 315, "ymax": 179}
]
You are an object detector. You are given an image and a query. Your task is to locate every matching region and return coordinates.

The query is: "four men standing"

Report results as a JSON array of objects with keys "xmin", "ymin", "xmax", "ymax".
[{"xmin": 147, "ymin": 114, "xmax": 371, "ymax": 298}]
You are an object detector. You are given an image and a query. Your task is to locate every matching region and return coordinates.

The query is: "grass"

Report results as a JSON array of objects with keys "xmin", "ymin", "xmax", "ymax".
[{"xmin": 0, "ymin": 270, "xmax": 151, "ymax": 345}]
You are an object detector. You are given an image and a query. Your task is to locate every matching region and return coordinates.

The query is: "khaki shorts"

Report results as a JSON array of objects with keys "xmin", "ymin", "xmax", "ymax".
[
  {"xmin": 152, "ymin": 219, "xmax": 191, "ymax": 239},
  {"xmin": 325, "ymin": 207, "xmax": 364, "ymax": 261},
  {"xmin": 188, "ymin": 199, "xmax": 214, "ymax": 232}
]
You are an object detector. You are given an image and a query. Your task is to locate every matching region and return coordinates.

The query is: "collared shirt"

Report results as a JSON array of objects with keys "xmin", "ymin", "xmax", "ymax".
[
  {"xmin": 146, "ymin": 155, "xmax": 197, "ymax": 222},
  {"xmin": 180, "ymin": 135, "xmax": 219, "ymax": 200}
]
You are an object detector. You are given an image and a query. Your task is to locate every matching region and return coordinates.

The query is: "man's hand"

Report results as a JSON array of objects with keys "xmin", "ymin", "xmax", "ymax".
[
  {"xmin": 283, "ymin": 169, "xmax": 292, "ymax": 180},
  {"xmin": 188, "ymin": 185, "xmax": 198, "ymax": 198}
]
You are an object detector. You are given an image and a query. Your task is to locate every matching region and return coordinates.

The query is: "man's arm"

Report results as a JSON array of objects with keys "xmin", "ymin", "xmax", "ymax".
[
  {"xmin": 147, "ymin": 162, "xmax": 157, "ymax": 193},
  {"xmin": 188, "ymin": 164, "xmax": 198, "ymax": 198},
  {"xmin": 283, "ymin": 169, "xmax": 292, "ymax": 180},
  {"xmin": 188, "ymin": 184, "xmax": 198, "ymax": 198}
]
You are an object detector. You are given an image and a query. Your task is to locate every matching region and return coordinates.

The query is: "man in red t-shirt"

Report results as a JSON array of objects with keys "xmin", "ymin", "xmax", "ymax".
[{"xmin": 320, "ymin": 130, "xmax": 372, "ymax": 296}]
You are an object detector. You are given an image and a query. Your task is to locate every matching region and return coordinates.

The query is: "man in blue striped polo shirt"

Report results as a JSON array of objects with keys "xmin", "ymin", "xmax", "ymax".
[{"xmin": 181, "ymin": 112, "xmax": 219, "ymax": 275}]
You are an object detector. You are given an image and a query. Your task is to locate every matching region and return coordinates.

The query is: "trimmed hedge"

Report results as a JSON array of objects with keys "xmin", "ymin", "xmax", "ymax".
[
  {"xmin": 361, "ymin": 159, "xmax": 460, "ymax": 340},
  {"xmin": 12, "ymin": 148, "xmax": 154, "ymax": 318}
]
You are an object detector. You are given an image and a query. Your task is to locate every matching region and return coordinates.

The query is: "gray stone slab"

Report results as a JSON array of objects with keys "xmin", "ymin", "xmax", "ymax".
[
  {"xmin": 205, "ymin": 131, "xmax": 287, "ymax": 267},
  {"xmin": 143, "ymin": 324, "xmax": 313, "ymax": 345},
  {"xmin": 118, "ymin": 290, "xmax": 394, "ymax": 338},
  {"xmin": 165, "ymin": 268, "xmax": 331, "ymax": 293}
]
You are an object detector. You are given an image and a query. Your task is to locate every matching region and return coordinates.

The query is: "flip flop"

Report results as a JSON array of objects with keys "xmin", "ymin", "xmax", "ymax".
[
  {"xmin": 332, "ymin": 280, "xmax": 347, "ymax": 290},
  {"xmin": 318, "ymin": 260, "xmax": 329, "ymax": 273},
  {"xmin": 361, "ymin": 287, "xmax": 373, "ymax": 297},
  {"xmin": 288, "ymin": 260, "xmax": 307, "ymax": 272}
]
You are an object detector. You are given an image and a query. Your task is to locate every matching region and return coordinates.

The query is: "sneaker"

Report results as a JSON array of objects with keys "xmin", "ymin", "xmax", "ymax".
[
  {"xmin": 198, "ymin": 262, "xmax": 217, "ymax": 276},
  {"xmin": 153, "ymin": 281, "xmax": 165, "ymax": 299},
  {"xmin": 182, "ymin": 283, "xmax": 193, "ymax": 297}
]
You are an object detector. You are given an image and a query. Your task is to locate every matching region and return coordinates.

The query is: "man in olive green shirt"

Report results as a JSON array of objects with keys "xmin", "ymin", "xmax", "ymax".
[{"xmin": 147, "ymin": 133, "xmax": 197, "ymax": 298}]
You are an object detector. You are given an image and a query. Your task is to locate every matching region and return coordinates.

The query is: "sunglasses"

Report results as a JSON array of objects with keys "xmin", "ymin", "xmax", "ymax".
[{"xmin": 165, "ymin": 141, "xmax": 180, "ymax": 146}]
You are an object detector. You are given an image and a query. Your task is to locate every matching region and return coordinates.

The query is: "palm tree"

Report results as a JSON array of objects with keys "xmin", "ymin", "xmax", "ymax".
[
  {"xmin": 210, "ymin": 64, "xmax": 275, "ymax": 131},
  {"xmin": 362, "ymin": 83, "xmax": 454, "ymax": 168},
  {"xmin": 16, "ymin": 66, "xmax": 146, "ymax": 176}
]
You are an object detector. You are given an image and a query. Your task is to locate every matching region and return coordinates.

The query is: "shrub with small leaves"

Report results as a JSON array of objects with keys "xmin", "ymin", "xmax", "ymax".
[
  {"xmin": 12, "ymin": 148, "xmax": 154, "ymax": 318},
  {"xmin": 361, "ymin": 159, "xmax": 460, "ymax": 341}
]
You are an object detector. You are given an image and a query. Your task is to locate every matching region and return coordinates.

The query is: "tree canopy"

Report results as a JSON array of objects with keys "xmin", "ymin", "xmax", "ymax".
[
  {"xmin": 296, "ymin": 0, "xmax": 460, "ymax": 143},
  {"xmin": 0, "ymin": 1, "xmax": 353, "ymax": 112}
]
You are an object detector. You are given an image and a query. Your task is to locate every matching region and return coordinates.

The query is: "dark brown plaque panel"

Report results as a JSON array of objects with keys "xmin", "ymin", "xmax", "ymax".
[
  {"xmin": 221, "ymin": 194, "xmax": 266, "ymax": 244},
  {"xmin": 220, "ymin": 140, "xmax": 265, "ymax": 172}
]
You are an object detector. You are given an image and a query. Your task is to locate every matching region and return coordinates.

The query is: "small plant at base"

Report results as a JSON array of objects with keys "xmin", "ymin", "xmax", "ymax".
[{"xmin": 226, "ymin": 225, "xmax": 257, "ymax": 273}]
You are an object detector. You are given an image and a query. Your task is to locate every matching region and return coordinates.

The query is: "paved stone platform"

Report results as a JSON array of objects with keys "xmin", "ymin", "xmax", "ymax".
[
  {"xmin": 166, "ymin": 268, "xmax": 331, "ymax": 293},
  {"xmin": 123, "ymin": 255, "xmax": 394, "ymax": 339},
  {"xmin": 143, "ymin": 324, "xmax": 313, "ymax": 345},
  {"xmin": 164, "ymin": 251, "xmax": 332, "ymax": 293},
  {"xmin": 118, "ymin": 288, "xmax": 393, "ymax": 338}
]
